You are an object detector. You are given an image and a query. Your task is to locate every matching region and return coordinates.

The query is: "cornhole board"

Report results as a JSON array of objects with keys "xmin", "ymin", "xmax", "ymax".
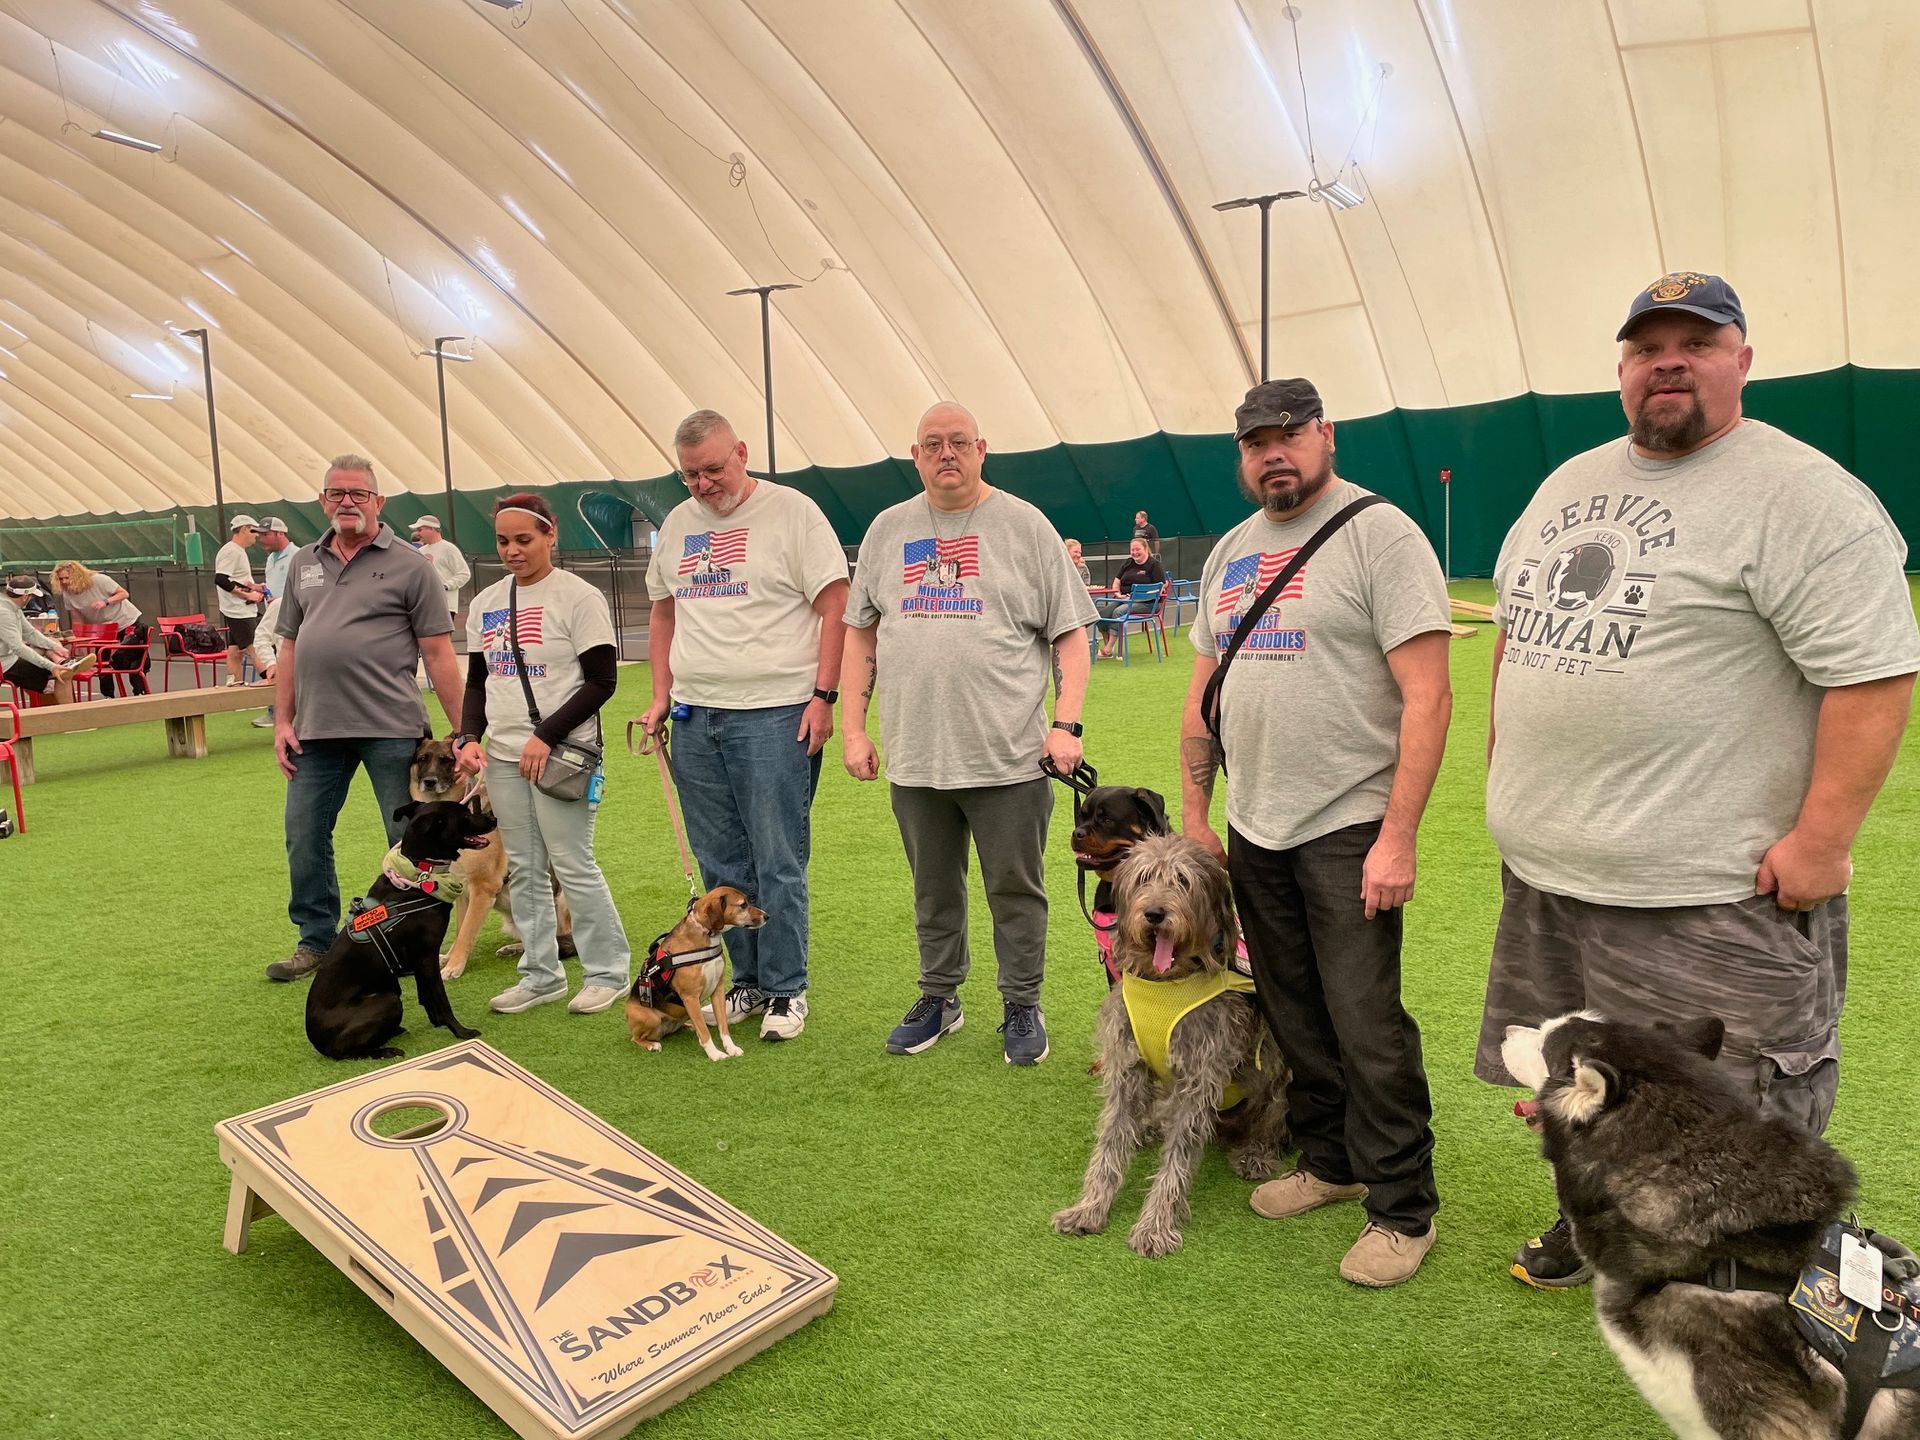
[
  {"xmin": 1449, "ymin": 599, "xmax": 1497, "ymax": 621},
  {"xmin": 215, "ymin": 1042, "xmax": 837, "ymax": 1440}
]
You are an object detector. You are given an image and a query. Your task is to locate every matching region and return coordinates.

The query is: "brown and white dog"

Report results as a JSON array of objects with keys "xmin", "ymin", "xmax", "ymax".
[
  {"xmin": 625, "ymin": 886, "xmax": 766, "ymax": 1061},
  {"xmin": 409, "ymin": 738, "xmax": 575, "ymax": 978}
]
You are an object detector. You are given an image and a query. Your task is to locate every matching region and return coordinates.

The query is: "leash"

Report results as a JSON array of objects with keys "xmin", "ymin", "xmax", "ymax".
[
  {"xmin": 628, "ymin": 716, "xmax": 700, "ymax": 902},
  {"xmin": 1040, "ymin": 757, "xmax": 1115, "ymax": 933}
]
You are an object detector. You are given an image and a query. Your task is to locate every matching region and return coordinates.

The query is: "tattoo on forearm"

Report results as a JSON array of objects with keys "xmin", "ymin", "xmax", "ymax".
[
  {"xmin": 862, "ymin": 654, "xmax": 876, "ymax": 701},
  {"xmin": 1181, "ymin": 736, "xmax": 1218, "ymax": 799},
  {"xmin": 1051, "ymin": 650, "xmax": 1064, "ymax": 698}
]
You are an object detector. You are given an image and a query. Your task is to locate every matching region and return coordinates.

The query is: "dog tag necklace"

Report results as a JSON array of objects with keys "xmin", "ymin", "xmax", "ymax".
[{"xmin": 925, "ymin": 490, "xmax": 986, "ymax": 552}]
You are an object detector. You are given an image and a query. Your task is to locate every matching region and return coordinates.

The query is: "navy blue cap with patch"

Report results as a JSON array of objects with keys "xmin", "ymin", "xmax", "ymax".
[{"xmin": 1618, "ymin": 272, "xmax": 1746, "ymax": 341}]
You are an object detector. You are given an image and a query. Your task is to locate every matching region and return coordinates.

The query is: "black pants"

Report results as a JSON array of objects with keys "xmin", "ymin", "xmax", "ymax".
[
  {"xmin": 99, "ymin": 621, "xmax": 152, "ymax": 698},
  {"xmin": 1229, "ymin": 820, "xmax": 1439, "ymax": 1235}
]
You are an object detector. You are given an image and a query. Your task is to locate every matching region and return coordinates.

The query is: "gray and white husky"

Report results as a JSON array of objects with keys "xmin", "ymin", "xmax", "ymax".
[{"xmin": 1502, "ymin": 1012, "xmax": 1920, "ymax": 1440}]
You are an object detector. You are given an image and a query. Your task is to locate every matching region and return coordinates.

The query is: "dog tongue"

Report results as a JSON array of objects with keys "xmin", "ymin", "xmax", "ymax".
[
  {"xmin": 1151, "ymin": 932, "xmax": 1175, "ymax": 974},
  {"xmin": 1513, "ymin": 1100, "xmax": 1540, "ymax": 1122}
]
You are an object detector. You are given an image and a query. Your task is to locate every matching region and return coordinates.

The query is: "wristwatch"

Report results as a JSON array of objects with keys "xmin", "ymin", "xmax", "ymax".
[
  {"xmin": 812, "ymin": 687, "xmax": 840, "ymax": 703},
  {"xmin": 1051, "ymin": 720, "xmax": 1084, "ymax": 737},
  {"xmin": 450, "ymin": 733, "xmax": 478, "ymax": 750}
]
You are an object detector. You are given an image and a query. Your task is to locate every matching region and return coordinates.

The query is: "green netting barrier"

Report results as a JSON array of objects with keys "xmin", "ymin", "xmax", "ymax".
[{"xmin": 0, "ymin": 514, "xmax": 179, "ymax": 568}]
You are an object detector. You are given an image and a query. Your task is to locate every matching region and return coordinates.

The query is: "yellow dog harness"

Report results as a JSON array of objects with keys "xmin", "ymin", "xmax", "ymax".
[{"xmin": 1120, "ymin": 964, "xmax": 1263, "ymax": 1108}]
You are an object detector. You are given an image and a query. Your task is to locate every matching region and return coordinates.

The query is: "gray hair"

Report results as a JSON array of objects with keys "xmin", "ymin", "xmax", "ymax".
[
  {"xmin": 325, "ymin": 453, "xmax": 379, "ymax": 489},
  {"xmin": 674, "ymin": 410, "xmax": 736, "ymax": 451}
]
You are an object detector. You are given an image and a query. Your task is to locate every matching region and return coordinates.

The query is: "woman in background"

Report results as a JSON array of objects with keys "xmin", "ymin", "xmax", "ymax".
[{"xmin": 50, "ymin": 561, "xmax": 152, "ymax": 696}]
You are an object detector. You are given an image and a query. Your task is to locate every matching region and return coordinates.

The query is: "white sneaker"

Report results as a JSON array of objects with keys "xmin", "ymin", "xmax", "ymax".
[
  {"xmin": 489, "ymin": 982, "xmax": 566, "ymax": 1014},
  {"xmin": 724, "ymin": 984, "xmax": 767, "ymax": 1024},
  {"xmin": 251, "ymin": 714, "xmax": 273, "ymax": 728},
  {"xmin": 760, "ymin": 994, "xmax": 807, "ymax": 1042},
  {"xmin": 568, "ymin": 984, "xmax": 625, "ymax": 1015},
  {"xmin": 225, "ymin": 678, "xmax": 246, "ymax": 688}
]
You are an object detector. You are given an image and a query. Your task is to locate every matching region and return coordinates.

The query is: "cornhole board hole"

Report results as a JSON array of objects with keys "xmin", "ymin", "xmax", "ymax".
[{"xmin": 215, "ymin": 1041, "xmax": 837, "ymax": 1440}]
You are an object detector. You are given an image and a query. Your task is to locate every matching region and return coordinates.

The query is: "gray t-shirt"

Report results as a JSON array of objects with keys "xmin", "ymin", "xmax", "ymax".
[
  {"xmin": 276, "ymin": 524, "xmax": 452, "ymax": 740},
  {"xmin": 1489, "ymin": 420, "xmax": 1920, "ymax": 907},
  {"xmin": 64, "ymin": 574, "xmax": 140, "ymax": 628},
  {"xmin": 847, "ymin": 488, "xmax": 1097, "ymax": 789},
  {"xmin": 1190, "ymin": 480, "xmax": 1452, "ymax": 850}
]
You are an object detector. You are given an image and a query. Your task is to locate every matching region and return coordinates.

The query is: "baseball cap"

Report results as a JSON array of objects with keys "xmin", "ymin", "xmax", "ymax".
[
  {"xmin": 410, "ymin": 515, "xmax": 441, "ymax": 532},
  {"xmin": 260, "ymin": 516, "xmax": 289, "ymax": 534},
  {"xmin": 230, "ymin": 513, "xmax": 259, "ymax": 531},
  {"xmin": 1234, "ymin": 378, "xmax": 1326, "ymax": 441},
  {"xmin": 1617, "ymin": 272, "xmax": 1746, "ymax": 341},
  {"xmin": 5, "ymin": 574, "xmax": 44, "ymax": 596}
]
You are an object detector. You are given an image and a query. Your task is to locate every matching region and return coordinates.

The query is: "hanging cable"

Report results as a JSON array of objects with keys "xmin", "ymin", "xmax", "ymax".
[
  {"xmin": 1286, "ymin": 5, "xmax": 1316, "ymax": 176},
  {"xmin": 1351, "ymin": 164, "xmax": 1450, "ymax": 407},
  {"xmin": 1331, "ymin": 64, "xmax": 1390, "ymax": 187}
]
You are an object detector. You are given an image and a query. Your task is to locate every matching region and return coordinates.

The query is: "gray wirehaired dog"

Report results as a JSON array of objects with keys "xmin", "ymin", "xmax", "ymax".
[{"xmin": 1052, "ymin": 834, "xmax": 1289, "ymax": 1257}]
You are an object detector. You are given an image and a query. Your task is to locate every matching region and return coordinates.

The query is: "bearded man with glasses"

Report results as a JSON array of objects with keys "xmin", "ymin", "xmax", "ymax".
[
  {"xmin": 638, "ymin": 410, "xmax": 850, "ymax": 1043},
  {"xmin": 262, "ymin": 454, "xmax": 468, "ymax": 983}
]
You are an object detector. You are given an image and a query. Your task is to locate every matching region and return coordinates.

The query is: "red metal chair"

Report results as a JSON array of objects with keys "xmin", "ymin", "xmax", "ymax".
[
  {"xmin": 157, "ymin": 614, "xmax": 227, "ymax": 690},
  {"xmin": 72, "ymin": 620, "xmax": 151, "ymax": 699},
  {"xmin": 0, "ymin": 699, "xmax": 24, "ymax": 834}
]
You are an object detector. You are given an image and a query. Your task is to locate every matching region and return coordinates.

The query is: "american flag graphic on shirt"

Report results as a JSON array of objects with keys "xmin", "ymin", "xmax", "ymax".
[
  {"xmin": 1216, "ymin": 548, "xmax": 1306, "ymax": 616},
  {"xmin": 678, "ymin": 528, "xmax": 749, "ymax": 575},
  {"xmin": 480, "ymin": 606, "xmax": 543, "ymax": 647},
  {"xmin": 902, "ymin": 536, "xmax": 979, "ymax": 584}
]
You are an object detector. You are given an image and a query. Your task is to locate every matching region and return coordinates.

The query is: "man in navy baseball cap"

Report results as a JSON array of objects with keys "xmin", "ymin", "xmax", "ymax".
[{"xmin": 1616, "ymin": 271, "xmax": 1746, "ymax": 341}]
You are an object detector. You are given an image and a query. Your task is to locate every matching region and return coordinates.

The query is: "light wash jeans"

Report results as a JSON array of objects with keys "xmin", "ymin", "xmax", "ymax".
[
  {"xmin": 486, "ymin": 755, "xmax": 631, "ymax": 994},
  {"xmin": 668, "ymin": 702, "xmax": 821, "ymax": 998}
]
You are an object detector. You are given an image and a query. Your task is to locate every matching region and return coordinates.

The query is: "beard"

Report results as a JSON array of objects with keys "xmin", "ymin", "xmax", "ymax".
[
  {"xmin": 1239, "ymin": 448, "xmax": 1335, "ymax": 516},
  {"xmin": 335, "ymin": 510, "xmax": 368, "ymax": 535},
  {"xmin": 1630, "ymin": 384, "xmax": 1709, "ymax": 453}
]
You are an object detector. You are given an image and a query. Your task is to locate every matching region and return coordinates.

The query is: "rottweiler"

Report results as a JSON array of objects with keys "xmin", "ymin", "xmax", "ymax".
[
  {"xmin": 304, "ymin": 799, "xmax": 495, "ymax": 1060},
  {"xmin": 1070, "ymin": 785, "xmax": 1171, "ymax": 986}
]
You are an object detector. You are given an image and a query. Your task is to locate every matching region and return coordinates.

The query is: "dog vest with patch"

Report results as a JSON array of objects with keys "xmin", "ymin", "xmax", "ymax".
[
  {"xmin": 1120, "ymin": 965, "xmax": 1262, "ymax": 1108},
  {"xmin": 379, "ymin": 844, "xmax": 468, "ymax": 906},
  {"xmin": 636, "ymin": 932, "xmax": 721, "ymax": 1011},
  {"xmin": 1787, "ymin": 1224, "xmax": 1920, "ymax": 1435}
]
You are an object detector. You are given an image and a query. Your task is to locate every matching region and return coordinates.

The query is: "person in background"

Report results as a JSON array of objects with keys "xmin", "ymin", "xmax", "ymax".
[
  {"xmin": 410, "ymin": 516, "xmax": 472, "ymax": 626},
  {"xmin": 1064, "ymin": 538, "xmax": 1092, "ymax": 586},
  {"xmin": 49, "ymin": 561, "xmax": 151, "ymax": 697},
  {"xmin": 2, "ymin": 574, "xmax": 93, "ymax": 705},
  {"xmin": 214, "ymin": 515, "xmax": 266, "ymax": 687},
  {"xmin": 1132, "ymin": 509, "xmax": 1161, "ymax": 557},
  {"xmin": 1093, "ymin": 538, "xmax": 1166, "ymax": 658},
  {"xmin": 250, "ymin": 518, "xmax": 294, "ymax": 728},
  {"xmin": 456, "ymin": 493, "xmax": 631, "ymax": 1017}
]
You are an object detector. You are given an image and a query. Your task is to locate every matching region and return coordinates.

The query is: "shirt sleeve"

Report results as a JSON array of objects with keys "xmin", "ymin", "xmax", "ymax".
[
  {"xmin": 796, "ymin": 500, "xmax": 852, "ymax": 603},
  {"xmin": 845, "ymin": 521, "xmax": 884, "ymax": 629},
  {"xmin": 1188, "ymin": 534, "xmax": 1233, "ymax": 658},
  {"xmin": 567, "ymin": 579, "xmax": 617, "ymax": 654},
  {"xmin": 1759, "ymin": 524, "xmax": 1920, "ymax": 687},
  {"xmin": 1036, "ymin": 515, "xmax": 1100, "ymax": 641},
  {"xmin": 1368, "ymin": 526, "xmax": 1454, "ymax": 653},
  {"xmin": 278, "ymin": 576, "xmax": 305, "ymax": 640},
  {"xmin": 645, "ymin": 515, "xmax": 677, "ymax": 602},
  {"xmin": 406, "ymin": 558, "xmax": 453, "ymax": 639}
]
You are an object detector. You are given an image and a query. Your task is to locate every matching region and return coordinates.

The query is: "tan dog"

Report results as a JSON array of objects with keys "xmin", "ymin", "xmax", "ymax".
[
  {"xmin": 625, "ymin": 887, "xmax": 766, "ymax": 1061},
  {"xmin": 408, "ymin": 738, "xmax": 575, "ymax": 978}
]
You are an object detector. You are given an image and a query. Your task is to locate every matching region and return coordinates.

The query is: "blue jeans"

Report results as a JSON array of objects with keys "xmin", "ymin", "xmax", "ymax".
[
  {"xmin": 669, "ymin": 703, "xmax": 821, "ymax": 997},
  {"xmin": 284, "ymin": 736, "xmax": 420, "ymax": 955}
]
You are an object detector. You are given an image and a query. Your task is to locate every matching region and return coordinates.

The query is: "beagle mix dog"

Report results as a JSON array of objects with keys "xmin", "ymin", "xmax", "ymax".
[{"xmin": 624, "ymin": 886, "xmax": 766, "ymax": 1061}]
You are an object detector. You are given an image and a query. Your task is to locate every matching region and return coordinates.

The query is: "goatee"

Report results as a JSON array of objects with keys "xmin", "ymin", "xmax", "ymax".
[
  {"xmin": 1631, "ymin": 392, "xmax": 1708, "ymax": 453},
  {"xmin": 1240, "ymin": 455, "xmax": 1335, "ymax": 516}
]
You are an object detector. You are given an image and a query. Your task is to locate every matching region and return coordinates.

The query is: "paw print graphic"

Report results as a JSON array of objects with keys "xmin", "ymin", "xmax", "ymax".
[
  {"xmin": 1624, "ymin": 584, "xmax": 1644, "ymax": 606},
  {"xmin": 1517, "ymin": 568, "xmax": 1531, "ymax": 589}
]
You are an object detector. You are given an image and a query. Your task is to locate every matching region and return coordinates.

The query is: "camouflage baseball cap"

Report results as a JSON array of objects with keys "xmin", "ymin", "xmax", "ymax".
[
  {"xmin": 1617, "ymin": 272, "xmax": 1746, "ymax": 341},
  {"xmin": 1234, "ymin": 378, "xmax": 1325, "ymax": 441}
]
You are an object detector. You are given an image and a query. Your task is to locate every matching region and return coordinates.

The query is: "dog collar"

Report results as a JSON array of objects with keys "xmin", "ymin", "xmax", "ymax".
[{"xmin": 380, "ymin": 844, "xmax": 465, "ymax": 905}]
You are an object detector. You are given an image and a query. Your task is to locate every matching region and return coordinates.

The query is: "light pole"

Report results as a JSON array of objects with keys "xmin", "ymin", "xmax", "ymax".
[
  {"xmin": 725, "ymin": 283, "xmax": 801, "ymax": 480},
  {"xmin": 1211, "ymin": 190, "xmax": 1308, "ymax": 382},
  {"xmin": 427, "ymin": 336, "xmax": 474, "ymax": 545},
  {"xmin": 177, "ymin": 327, "xmax": 228, "ymax": 534}
]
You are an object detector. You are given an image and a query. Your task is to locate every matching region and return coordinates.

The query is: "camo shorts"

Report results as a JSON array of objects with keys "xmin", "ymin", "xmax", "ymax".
[{"xmin": 1474, "ymin": 865, "xmax": 1847, "ymax": 1134}]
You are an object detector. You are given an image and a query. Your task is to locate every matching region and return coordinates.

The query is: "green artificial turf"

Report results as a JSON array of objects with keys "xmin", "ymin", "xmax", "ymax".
[{"xmin": 3, "ymin": 579, "xmax": 1916, "ymax": 1439}]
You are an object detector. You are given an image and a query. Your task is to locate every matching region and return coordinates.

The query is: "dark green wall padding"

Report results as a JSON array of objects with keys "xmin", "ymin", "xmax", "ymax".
[{"xmin": 5, "ymin": 366, "xmax": 1914, "ymax": 573}]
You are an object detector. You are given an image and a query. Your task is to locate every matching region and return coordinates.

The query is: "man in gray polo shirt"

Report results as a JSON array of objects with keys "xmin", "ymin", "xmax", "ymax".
[{"xmin": 263, "ymin": 454, "xmax": 465, "ymax": 982}]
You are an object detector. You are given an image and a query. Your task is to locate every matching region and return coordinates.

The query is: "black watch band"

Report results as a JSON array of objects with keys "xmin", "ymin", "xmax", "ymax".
[
  {"xmin": 813, "ymin": 687, "xmax": 840, "ymax": 704},
  {"xmin": 1051, "ymin": 720, "xmax": 1083, "ymax": 737}
]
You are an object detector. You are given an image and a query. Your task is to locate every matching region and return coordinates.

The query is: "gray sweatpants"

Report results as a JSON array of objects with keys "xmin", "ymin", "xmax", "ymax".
[
  {"xmin": 486, "ymin": 756, "xmax": 632, "ymax": 994},
  {"xmin": 888, "ymin": 778, "xmax": 1053, "ymax": 1005},
  {"xmin": 1475, "ymin": 865, "xmax": 1847, "ymax": 1133}
]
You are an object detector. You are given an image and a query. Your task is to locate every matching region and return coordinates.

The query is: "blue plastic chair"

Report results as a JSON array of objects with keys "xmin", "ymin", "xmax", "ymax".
[{"xmin": 1091, "ymin": 583, "xmax": 1166, "ymax": 665}]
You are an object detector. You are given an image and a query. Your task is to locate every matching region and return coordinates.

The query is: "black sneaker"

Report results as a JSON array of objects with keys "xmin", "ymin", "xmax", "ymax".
[
  {"xmin": 1511, "ymin": 1216, "xmax": 1593, "ymax": 1289},
  {"xmin": 998, "ymin": 1000, "xmax": 1048, "ymax": 1066},
  {"xmin": 886, "ymin": 995, "xmax": 963, "ymax": 1055}
]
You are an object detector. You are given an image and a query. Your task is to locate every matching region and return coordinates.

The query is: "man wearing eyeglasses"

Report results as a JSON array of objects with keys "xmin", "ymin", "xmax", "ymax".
[
  {"xmin": 262, "ymin": 454, "xmax": 467, "ymax": 983},
  {"xmin": 639, "ymin": 410, "xmax": 850, "ymax": 1043},
  {"xmin": 1179, "ymin": 378, "xmax": 1453, "ymax": 1288}
]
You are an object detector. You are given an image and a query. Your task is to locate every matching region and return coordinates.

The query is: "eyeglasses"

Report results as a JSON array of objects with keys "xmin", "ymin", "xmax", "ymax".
[
  {"xmin": 919, "ymin": 435, "xmax": 977, "ymax": 456},
  {"xmin": 321, "ymin": 488, "xmax": 378, "ymax": 505},
  {"xmin": 679, "ymin": 463, "xmax": 729, "ymax": 488}
]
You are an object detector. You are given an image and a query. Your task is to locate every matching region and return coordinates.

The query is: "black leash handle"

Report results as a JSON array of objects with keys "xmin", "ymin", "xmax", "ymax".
[{"xmin": 1200, "ymin": 495, "xmax": 1387, "ymax": 771}]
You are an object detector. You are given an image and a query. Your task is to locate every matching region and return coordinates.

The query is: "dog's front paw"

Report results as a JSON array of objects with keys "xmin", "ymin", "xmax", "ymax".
[
  {"xmin": 1051, "ymin": 1204, "xmax": 1109, "ymax": 1237},
  {"xmin": 440, "ymin": 957, "xmax": 467, "ymax": 980},
  {"xmin": 635, "ymin": 1039, "xmax": 662, "ymax": 1052},
  {"xmin": 373, "ymin": 1047, "xmax": 405, "ymax": 1060},
  {"xmin": 496, "ymin": 941, "xmax": 524, "ymax": 958},
  {"xmin": 703, "ymin": 1043, "xmax": 732, "ymax": 1062},
  {"xmin": 451, "ymin": 1025, "xmax": 481, "ymax": 1040},
  {"xmin": 1128, "ymin": 1215, "xmax": 1183, "ymax": 1259},
  {"xmin": 1230, "ymin": 1148, "xmax": 1279, "ymax": 1182},
  {"xmin": 722, "ymin": 1037, "xmax": 744, "ymax": 1058}
]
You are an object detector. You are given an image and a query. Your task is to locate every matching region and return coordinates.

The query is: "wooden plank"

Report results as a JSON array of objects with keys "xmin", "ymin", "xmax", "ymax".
[
  {"xmin": 165, "ymin": 714, "xmax": 209, "ymax": 759},
  {"xmin": 1448, "ymin": 599, "xmax": 1496, "ymax": 621},
  {"xmin": 216, "ymin": 1042, "xmax": 837, "ymax": 1440},
  {"xmin": 16, "ymin": 684, "xmax": 269, "ymax": 739},
  {"xmin": 1448, "ymin": 623, "xmax": 1478, "ymax": 638},
  {"xmin": 13, "ymin": 735, "xmax": 33, "ymax": 786}
]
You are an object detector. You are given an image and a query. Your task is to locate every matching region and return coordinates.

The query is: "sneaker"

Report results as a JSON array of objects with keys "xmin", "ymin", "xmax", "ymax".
[
  {"xmin": 567, "ymin": 984, "xmax": 625, "ymax": 1015},
  {"xmin": 1511, "ymin": 1216, "xmax": 1593, "ymax": 1290},
  {"xmin": 489, "ymin": 982, "xmax": 567, "ymax": 1014},
  {"xmin": 264, "ymin": 946, "xmax": 325, "ymax": 982},
  {"xmin": 760, "ymin": 994, "xmax": 808, "ymax": 1042},
  {"xmin": 224, "ymin": 677, "xmax": 247, "ymax": 687},
  {"xmin": 998, "ymin": 1000, "xmax": 1048, "ymax": 1066},
  {"xmin": 886, "ymin": 994, "xmax": 964, "ymax": 1055},
  {"xmin": 1250, "ymin": 1168, "xmax": 1369, "ymax": 1219},
  {"xmin": 724, "ymin": 984, "xmax": 767, "ymax": 1024},
  {"xmin": 1341, "ymin": 1221, "xmax": 1437, "ymax": 1288},
  {"xmin": 251, "ymin": 713, "xmax": 273, "ymax": 728}
]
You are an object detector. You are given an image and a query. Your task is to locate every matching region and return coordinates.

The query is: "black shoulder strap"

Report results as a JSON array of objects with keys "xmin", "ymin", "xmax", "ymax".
[
  {"xmin": 506, "ymin": 578, "xmax": 541, "ymax": 726},
  {"xmin": 1200, "ymin": 494, "xmax": 1388, "ymax": 765}
]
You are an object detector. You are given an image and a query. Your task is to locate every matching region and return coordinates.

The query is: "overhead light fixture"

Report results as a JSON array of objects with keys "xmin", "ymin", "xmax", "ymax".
[
  {"xmin": 93, "ymin": 128, "xmax": 165, "ymax": 154},
  {"xmin": 475, "ymin": 0, "xmax": 525, "ymax": 8},
  {"xmin": 128, "ymin": 392, "xmax": 175, "ymax": 401},
  {"xmin": 1310, "ymin": 178, "xmax": 1366, "ymax": 211},
  {"xmin": 425, "ymin": 347, "xmax": 475, "ymax": 362}
]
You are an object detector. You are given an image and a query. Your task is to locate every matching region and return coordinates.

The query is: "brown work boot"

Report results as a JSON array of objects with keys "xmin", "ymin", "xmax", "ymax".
[
  {"xmin": 264, "ymin": 946, "xmax": 325, "ymax": 982},
  {"xmin": 1250, "ymin": 1168, "xmax": 1368, "ymax": 1219},
  {"xmin": 1339, "ymin": 1221, "xmax": 1436, "ymax": 1288}
]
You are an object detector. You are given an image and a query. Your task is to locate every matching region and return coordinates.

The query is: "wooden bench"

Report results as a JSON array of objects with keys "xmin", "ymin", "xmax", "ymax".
[{"xmin": 13, "ymin": 685, "xmax": 272, "ymax": 784}]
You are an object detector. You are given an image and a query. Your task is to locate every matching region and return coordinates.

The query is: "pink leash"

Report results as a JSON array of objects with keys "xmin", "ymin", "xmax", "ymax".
[{"xmin": 628, "ymin": 720, "xmax": 700, "ymax": 901}]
